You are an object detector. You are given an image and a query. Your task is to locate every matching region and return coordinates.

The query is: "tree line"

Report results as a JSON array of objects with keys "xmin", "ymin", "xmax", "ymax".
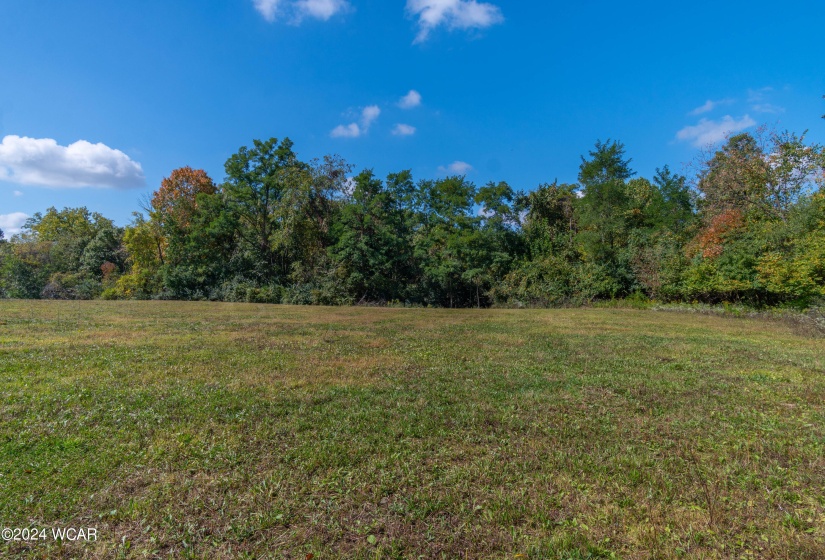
[{"xmin": 1, "ymin": 123, "xmax": 824, "ymax": 308}]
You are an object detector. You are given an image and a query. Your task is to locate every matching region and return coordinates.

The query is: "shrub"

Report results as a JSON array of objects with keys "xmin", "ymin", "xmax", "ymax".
[{"xmin": 41, "ymin": 272, "xmax": 101, "ymax": 300}]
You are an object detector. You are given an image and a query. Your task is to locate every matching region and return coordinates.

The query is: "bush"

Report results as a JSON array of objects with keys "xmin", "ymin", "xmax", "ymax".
[
  {"xmin": 96, "ymin": 272, "xmax": 148, "ymax": 300},
  {"xmin": 219, "ymin": 279, "xmax": 285, "ymax": 304},
  {"xmin": 41, "ymin": 272, "xmax": 101, "ymax": 300},
  {"xmin": 490, "ymin": 256, "xmax": 580, "ymax": 307},
  {"xmin": 100, "ymin": 287, "xmax": 121, "ymax": 300}
]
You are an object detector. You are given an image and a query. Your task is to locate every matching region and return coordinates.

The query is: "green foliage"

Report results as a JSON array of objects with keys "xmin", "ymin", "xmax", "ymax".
[
  {"xmin": 574, "ymin": 140, "xmax": 637, "ymax": 297},
  {"xmin": 697, "ymin": 131, "xmax": 823, "ymax": 221},
  {"xmin": 79, "ymin": 223, "xmax": 125, "ymax": 276},
  {"xmin": 754, "ymin": 195, "xmax": 825, "ymax": 305},
  {"xmin": 160, "ymin": 192, "xmax": 238, "ymax": 299},
  {"xmin": 118, "ymin": 213, "xmax": 164, "ymax": 298},
  {"xmin": 332, "ymin": 170, "xmax": 414, "ymax": 303},
  {"xmin": 0, "ymin": 207, "xmax": 127, "ymax": 299},
  {"xmin": 413, "ymin": 175, "xmax": 481, "ymax": 307},
  {"xmin": 221, "ymin": 138, "xmax": 350, "ymax": 288},
  {"xmin": 3, "ymin": 109, "xmax": 824, "ymax": 308},
  {"xmin": 493, "ymin": 182, "xmax": 579, "ymax": 306},
  {"xmin": 0, "ymin": 241, "xmax": 51, "ymax": 298},
  {"xmin": 222, "ymin": 137, "xmax": 307, "ymax": 281},
  {"xmin": 493, "ymin": 253, "xmax": 580, "ymax": 307},
  {"xmin": 629, "ymin": 230, "xmax": 690, "ymax": 301},
  {"xmin": 680, "ymin": 131, "xmax": 825, "ymax": 306},
  {"xmin": 219, "ymin": 279, "xmax": 285, "ymax": 304},
  {"xmin": 650, "ymin": 166, "xmax": 695, "ymax": 233},
  {"xmin": 41, "ymin": 271, "xmax": 101, "ymax": 300}
]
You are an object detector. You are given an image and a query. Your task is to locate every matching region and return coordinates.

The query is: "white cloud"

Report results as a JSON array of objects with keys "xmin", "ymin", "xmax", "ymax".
[
  {"xmin": 13, "ymin": 190, "xmax": 22, "ymax": 196},
  {"xmin": 406, "ymin": 0, "xmax": 504, "ymax": 43},
  {"xmin": 330, "ymin": 105, "xmax": 381, "ymax": 139},
  {"xmin": 253, "ymin": 0, "xmax": 349, "ymax": 22},
  {"xmin": 361, "ymin": 105, "xmax": 380, "ymax": 128},
  {"xmin": 330, "ymin": 123, "xmax": 362, "ymax": 138},
  {"xmin": 676, "ymin": 115, "xmax": 756, "ymax": 148},
  {"xmin": 294, "ymin": 0, "xmax": 349, "ymax": 21},
  {"xmin": 0, "ymin": 212, "xmax": 29, "ymax": 237},
  {"xmin": 253, "ymin": 0, "xmax": 282, "ymax": 21},
  {"xmin": 0, "ymin": 135, "xmax": 145, "ymax": 189},
  {"xmin": 399, "ymin": 90, "xmax": 422, "ymax": 109},
  {"xmin": 438, "ymin": 160, "xmax": 473, "ymax": 174},
  {"xmin": 392, "ymin": 124, "xmax": 417, "ymax": 136}
]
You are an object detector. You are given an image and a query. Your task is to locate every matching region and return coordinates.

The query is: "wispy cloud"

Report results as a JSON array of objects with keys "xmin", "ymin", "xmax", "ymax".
[
  {"xmin": 330, "ymin": 105, "xmax": 381, "ymax": 138},
  {"xmin": 438, "ymin": 160, "xmax": 473, "ymax": 174},
  {"xmin": 253, "ymin": 0, "xmax": 349, "ymax": 23},
  {"xmin": 392, "ymin": 124, "xmax": 417, "ymax": 136},
  {"xmin": 398, "ymin": 90, "xmax": 422, "ymax": 109},
  {"xmin": 295, "ymin": 0, "xmax": 349, "ymax": 20},
  {"xmin": 0, "ymin": 135, "xmax": 145, "ymax": 189},
  {"xmin": 752, "ymin": 103, "xmax": 785, "ymax": 114},
  {"xmin": 676, "ymin": 115, "xmax": 756, "ymax": 148},
  {"xmin": 12, "ymin": 190, "xmax": 22, "ymax": 197},
  {"xmin": 747, "ymin": 87, "xmax": 773, "ymax": 103},
  {"xmin": 747, "ymin": 87, "xmax": 784, "ymax": 114},
  {"xmin": 690, "ymin": 100, "xmax": 717, "ymax": 116},
  {"xmin": 689, "ymin": 98, "xmax": 734, "ymax": 116},
  {"xmin": 406, "ymin": 0, "xmax": 503, "ymax": 43},
  {"xmin": 0, "ymin": 212, "xmax": 29, "ymax": 236}
]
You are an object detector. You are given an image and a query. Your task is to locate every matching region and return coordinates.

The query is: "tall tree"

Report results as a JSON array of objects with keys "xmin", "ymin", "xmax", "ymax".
[
  {"xmin": 697, "ymin": 131, "xmax": 823, "ymax": 222},
  {"xmin": 765, "ymin": 132, "xmax": 824, "ymax": 217},
  {"xmin": 332, "ymin": 170, "xmax": 413, "ymax": 302},
  {"xmin": 466, "ymin": 181, "xmax": 522, "ymax": 307},
  {"xmin": 26, "ymin": 207, "xmax": 123, "ymax": 276},
  {"xmin": 222, "ymin": 138, "xmax": 307, "ymax": 281},
  {"xmin": 575, "ymin": 140, "xmax": 636, "ymax": 295},
  {"xmin": 161, "ymin": 192, "xmax": 238, "ymax": 299},
  {"xmin": 491, "ymin": 182, "xmax": 580, "ymax": 306},
  {"xmin": 576, "ymin": 140, "xmax": 635, "ymax": 255},
  {"xmin": 120, "ymin": 213, "xmax": 165, "ymax": 297},
  {"xmin": 651, "ymin": 166, "xmax": 694, "ymax": 233},
  {"xmin": 414, "ymin": 176, "xmax": 478, "ymax": 307},
  {"xmin": 151, "ymin": 167, "xmax": 217, "ymax": 230},
  {"xmin": 696, "ymin": 133, "xmax": 771, "ymax": 220},
  {"xmin": 272, "ymin": 154, "xmax": 351, "ymax": 278}
]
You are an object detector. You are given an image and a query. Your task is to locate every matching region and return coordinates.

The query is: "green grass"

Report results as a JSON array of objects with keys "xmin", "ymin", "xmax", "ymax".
[{"xmin": 0, "ymin": 301, "xmax": 823, "ymax": 559}]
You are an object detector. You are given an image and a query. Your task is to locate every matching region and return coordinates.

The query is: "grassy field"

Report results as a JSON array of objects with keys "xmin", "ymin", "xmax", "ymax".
[{"xmin": 0, "ymin": 301, "xmax": 823, "ymax": 559}]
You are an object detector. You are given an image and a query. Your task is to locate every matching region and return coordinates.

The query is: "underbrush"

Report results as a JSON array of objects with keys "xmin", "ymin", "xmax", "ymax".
[{"xmin": 652, "ymin": 301, "xmax": 825, "ymax": 337}]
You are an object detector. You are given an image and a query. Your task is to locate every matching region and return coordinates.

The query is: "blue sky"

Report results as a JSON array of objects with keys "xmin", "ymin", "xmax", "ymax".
[{"xmin": 1, "ymin": 0, "xmax": 824, "ymax": 235}]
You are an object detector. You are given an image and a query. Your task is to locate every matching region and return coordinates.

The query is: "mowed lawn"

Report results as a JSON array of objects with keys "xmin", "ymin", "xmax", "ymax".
[{"xmin": 0, "ymin": 302, "xmax": 823, "ymax": 559}]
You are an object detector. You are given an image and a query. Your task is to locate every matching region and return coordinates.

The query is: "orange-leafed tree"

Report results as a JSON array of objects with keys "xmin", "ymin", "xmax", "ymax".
[
  {"xmin": 692, "ymin": 208, "xmax": 745, "ymax": 259},
  {"xmin": 150, "ymin": 167, "xmax": 217, "ymax": 229}
]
